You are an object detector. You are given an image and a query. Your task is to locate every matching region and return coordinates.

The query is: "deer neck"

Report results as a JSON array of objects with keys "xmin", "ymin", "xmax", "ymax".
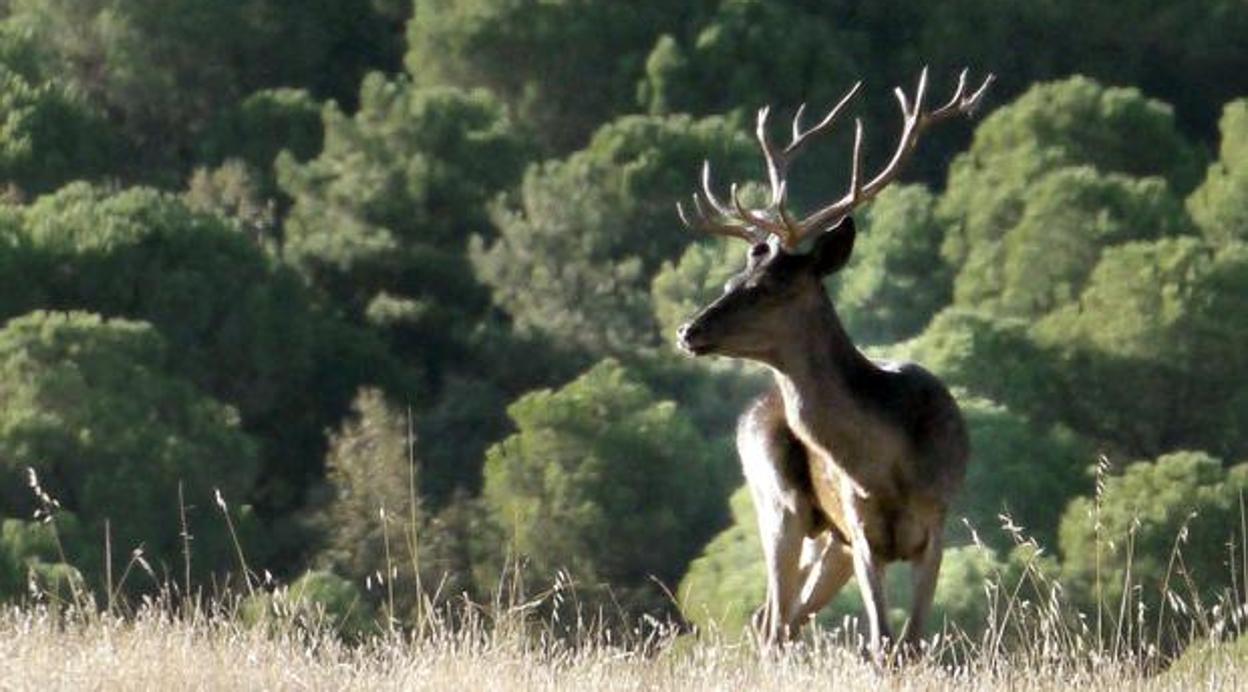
[{"xmin": 767, "ymin": 288, "xmax": 875, "ymax": 449}]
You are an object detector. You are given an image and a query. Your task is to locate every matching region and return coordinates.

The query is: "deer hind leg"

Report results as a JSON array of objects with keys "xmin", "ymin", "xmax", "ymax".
[
  {"xmin": 851, "ymin": 543, "xmax": 891, "ymax": 655},
  {"xmin": 843, "ymin": 503, "xmax": 892, "ymax": 657},
  {"xmin": 901, "ymin": 528, "xmax": 943, "ymax": 656},
  {"xmin": 791, "ymin": 533, "xmax": 854, "ymax": 628}
]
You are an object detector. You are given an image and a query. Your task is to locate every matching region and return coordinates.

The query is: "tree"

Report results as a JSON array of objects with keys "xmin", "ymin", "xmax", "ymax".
[
  {"xmin": 241, "ymin": 568, "xmax": 379, "ymax": 640},
  {"xmin": 309, "ymin": 388, "xmax": 487, "ymax": 620},
  {"xmin": 312, "ymin": 389, "xmax": 421, "ymax": 616},
  {"xmin": 279, "ymin": 77, "xmax": 528, "ymax": 361},
  {"xmin": 890, "ymin": 308, "xmax": 1069, "ymax": 428},
  {"xmin": 639, "ymin": 0, "xmax": 859, "ymax": 125},
  {"xmin": 1036, "ymin": 238, "xmax": 1248, "ymax": 459},
  {"xmin": 197, "ymin": 88, "xmax": 324, "ymax": 198},
  {"xmin": 0, "ymin": 63, "xmax": 120, "ymax": 195},
  {"xmin": 954, "ymin": 395, "xmax": 1093, "ymax": 551},
  {"xmin": 11, "ymin": 183, "xmax": 398, "ymax": 543},
  {"xmin": 0, "ymin": 311, "xmax": 260, "ymax": 593},
  {"xmin": 481, "ymin": 359, "xmax": 728, "ymax": 614},
  {"xmin": 0, "ymin": 514, "xmax": 86, "ymax": 602},
  {"xmin": 407, "ymin": 0, "xmax": 701, "ymax": 153},
  {"xmin": 1187, "ymin": 99, "xmax": 1248, "ymax": 245},
  {"xmin": 1, "ymin": 0, "xmax": 404, "ymax": 175},
  {"xmin": 1058, "ymin": 452, "xmax": 1248, "ymax": 626},
  {"xmin": 952, "ymin": 166, "xmax": 1193, "ymax": 319},
  {"xmin": 278, "ymin": 76, "xmax": 550, "ymax": 503},
  {"xmin": 472, "ymin": 113, "xmax": 754, "ymax": 354},
  {"xmin": 677, "ymin": 486, "xmax": 765, "ymax": 635},
  {"xmin": 940, "ymin": 77, "xmax": 1204, "ymax": 302},
  {"xmin": 835, "ymin": 184, "xmax": 953, "ymax": 344}
]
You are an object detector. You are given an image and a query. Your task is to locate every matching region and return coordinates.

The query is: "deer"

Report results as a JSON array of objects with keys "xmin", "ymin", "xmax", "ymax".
[{"xmin": 674, "ymin": 68, "xmax": 992, "ymax": 658}]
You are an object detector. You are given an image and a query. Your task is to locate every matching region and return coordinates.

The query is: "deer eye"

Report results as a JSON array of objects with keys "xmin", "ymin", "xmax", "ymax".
[{"xmin": 750, "ymin": 243, "xmax": 769, "ymax": 259}]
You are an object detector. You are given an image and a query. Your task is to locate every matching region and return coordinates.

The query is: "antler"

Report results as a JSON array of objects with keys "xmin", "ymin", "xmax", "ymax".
[{"xmin": 678, "ymin": 68, "xmax": 994, "ymax": 249}]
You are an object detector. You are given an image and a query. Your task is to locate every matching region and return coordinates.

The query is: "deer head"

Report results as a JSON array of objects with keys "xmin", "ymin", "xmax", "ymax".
[{"xmin": 675, "ymin": 68, "xmax": 993, "ymax": 363}]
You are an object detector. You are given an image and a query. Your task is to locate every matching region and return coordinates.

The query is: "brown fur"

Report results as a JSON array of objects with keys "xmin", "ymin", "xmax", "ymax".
[{"xmin": 679, "ymin": 222, "xmax": 969, "ymax": 655}]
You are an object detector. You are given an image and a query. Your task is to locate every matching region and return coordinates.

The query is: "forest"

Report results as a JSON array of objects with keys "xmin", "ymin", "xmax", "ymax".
[{"xmin": 0, "ymin": 0, "xmax": 1247, "ymax": 655}]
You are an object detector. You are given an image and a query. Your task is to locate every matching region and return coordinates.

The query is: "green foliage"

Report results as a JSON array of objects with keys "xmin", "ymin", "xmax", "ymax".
[
  {"xmin": 0, "ymin": 311, "xmax": 259, "ymax": 592},
  {"xmin": 10, "ymin": 183, "xmax": 398, "ymax": 534},
  {"xmin": 242, "ymin": 569, "xmax": 378, "ymax": 640},
  {"xmin": 677, "ymin": 486, "xmax": 763, "ymax": 635},
  {"xmin": 280, "ymin": 77, "xmax": 526, "ymax": 342},
  {"xmin": 315, "ymin": 389, "xmax": 420, "ymax": 583},
  {"xmin": 2, "ymin": 0, "xmax": 402, "ymax": 173},
  {"xmin": 1188, "ymin": 100, "xmax": 1248, "ymax": 245},
  {"xmin": 1058, "ymin": 451, "xmax": 1248, "ymax": 615},
  {"xmin": 309, "ymin": 388, "xmax": 488, "ymax": 620},
  {"xmin": 198, "ymin": 88, "xmax": 324, "ymax": 192},
  {"xmin": 1035, "ymin": 0, "xmax": 1248, "ymax": 140},
  {"xmin": 408, "ymin": 0, "xmax": 700, "ymax": 152},
  {"xmin": 0, "ymin": 203, "xmax": 42, "ymax": 317},
  {"xmin": 639, "ymin": 0, "xmax": 858, "ymax": 122},
  {"xmin": 1036, "ymin": 238, "xmax": 1248, "ymax": 459},
  {"xmin": 956, "ymin": 167, "xmax": 1192, "ymax": 318},
  {"xmin": 473, "ymin": 114, "xmax": 754, "ymax": 354},
  {"xmin": 0, "ymin": 514, "xmax": 85, "ymax": 601},
  {"xmin": 954, "ymin": 395, "xmax": 1092, "ymax": 551},
  {"xmin": 183, "ymin": 160, "xmax": 278, "ymax": 251},
  {"xmin": 279, "ymin": 76, "xmax": 539, "ymax": 501},
  {"xmin": 931, "ymin": 543, "xmax": 1059, "ymax": 640},
  {"xmin": 0, "ymin": 64, "xmax": 119, "ymax": 195},
  {"xmin": 941, "ymin": 77, "xmax": 1204, "ymax": 300},
  {"xmin": 482, "ymin": 359, "xmax": 728, "ymax": 613},
  {"xmin": 836, "ymin": 185, "xmax": 952, "ymax": 344}
]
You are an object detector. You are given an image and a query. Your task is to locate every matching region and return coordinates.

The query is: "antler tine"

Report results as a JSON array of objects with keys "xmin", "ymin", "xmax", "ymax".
[
  {"xmin": 731, "ymin": 182, "xmax": 796, "ymax": 247},
  {"xmin": 749, "ymin": 81, "xmax": 865, "ymax": 248},
  {"xmin": 677, "ymin": 194, "xmax": 761, "ymax": 243},
  {"xmin": 849, "ymin": 119, "xmax": 865, "ymax": 204},
  {"xmin": 786, "ymin": 81, "xmax": 862, "ymax": 157},
  {"xmin": 929, "ymin": 69, "xmax": 995, "ymax": 121},
  {"xmin": 798, "ymin": 67, "xmax": 993, "ymax": 234},
  {"xmin": 678, "ymin": 70, "xmax": 991, "ymax": 248},
  {"xmin": 700, "ymin": 160, "xmax": 734, "ymax": 217},
  {"xmin": 675, "ymin": 163, "xmax": 767, "ymax": 244}
]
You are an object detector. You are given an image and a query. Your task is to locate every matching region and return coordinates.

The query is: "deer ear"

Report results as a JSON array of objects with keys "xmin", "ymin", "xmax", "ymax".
[{"xmin": 810, "ymin": 216, "xmax": 856, "ymax": 276}]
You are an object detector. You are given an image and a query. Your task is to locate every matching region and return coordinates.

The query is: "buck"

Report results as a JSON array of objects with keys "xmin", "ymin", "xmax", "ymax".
[{"xmin": 675, "ymin": 68, "xmax": 991, "ymax": 656}]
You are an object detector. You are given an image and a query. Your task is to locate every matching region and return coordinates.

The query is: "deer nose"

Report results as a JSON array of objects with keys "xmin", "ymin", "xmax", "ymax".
[
  {"xmin": 676, "ymin": 321, "xmax": 708, "ymax": 355},
  {"xmin": 677, "ymin": 322, "xmax": 696, "ymax": 342}
]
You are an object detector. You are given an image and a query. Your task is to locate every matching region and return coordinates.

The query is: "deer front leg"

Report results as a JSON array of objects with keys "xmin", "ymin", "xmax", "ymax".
[{"xmin": 753, "ymin": 501, "xmax": 805, "ymax": 645}]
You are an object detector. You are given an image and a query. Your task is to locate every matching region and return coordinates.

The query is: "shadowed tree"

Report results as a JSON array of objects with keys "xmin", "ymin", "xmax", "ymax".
[
  {"xmin": 1187, "ymin": 99, "xmax": 1248, "ymax": 245},
  {"xmin": 940, "ymin": 77, "xmax": 1204, "ymax": 303},
  {"xmin": 1059, "ymin": 451, "xmax": 1248, "ymax": 626},
  {"xmin": 9, "ymin": 184, "xmax": 399, "ymax": 550},
  {"xmin": 472, "ymin": 113, "xmax": 754, "ymax": 354},
  {"xmin": 1036, "ymin": 238, "xmax": 1248, "ymax": 459},
  {"xmin": 0, "ymin": 311, "xmax": 261, "ymax": 594},
  {"xmin": 481, "ymin": 359, "xmax": 729, "ymax": 615},
  {"xmin": 407, "ymin": 0, "xmax": 705, "ymax": 153},
  {"xmin": 835, "ymin": 184, "xmax": 953, "ymax": 344}
]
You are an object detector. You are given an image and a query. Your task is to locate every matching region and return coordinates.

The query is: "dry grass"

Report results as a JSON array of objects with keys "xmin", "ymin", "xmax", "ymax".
[
  {"xmin": 5, "ymin": 471, "xmax": 1246, "ymax": 690},
  {"xmin": 0, "ymin": 600, "xmax": 1244, "ymax": 691}
]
